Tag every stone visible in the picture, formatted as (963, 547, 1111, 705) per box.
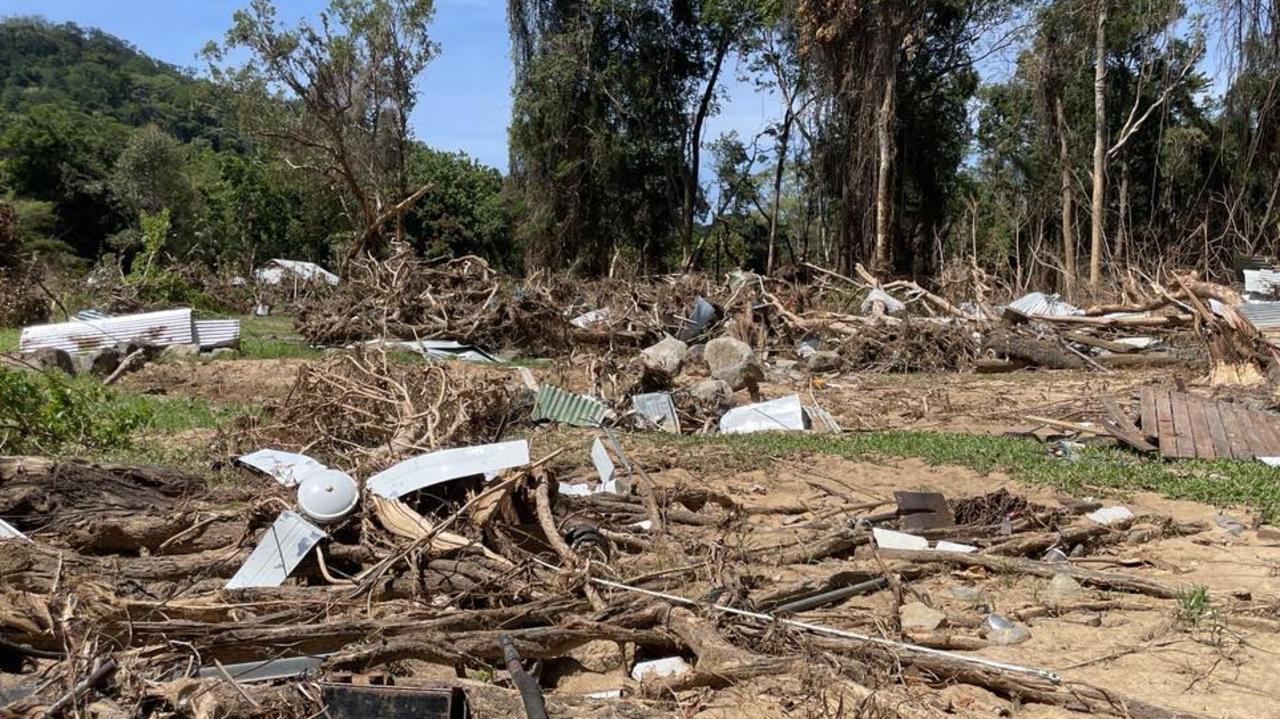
(22, 348, 75, 375)
(982, 613, 1031, 645)
(86, 347, 122, 377)
(567, 640, 625, 673)
(640, 336, 688, 375)
(210, 347, 239, 359)
(159, 343, 202, 362)
(689, 378, 734, 409)
(947, 586, 987, 606)
(703, 337, 763, 391)
(900, 601, 946, 631)
(686, 343, 705, 367)
(803, 350, 842, 373)
(1043, 574, 1082, 606)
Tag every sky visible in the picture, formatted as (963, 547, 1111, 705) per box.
(0, 0, 775, 173)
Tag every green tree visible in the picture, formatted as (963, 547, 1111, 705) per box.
(403, 145, 509, 267)
(111, 125, 200, 257)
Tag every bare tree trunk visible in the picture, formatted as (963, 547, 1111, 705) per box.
(1117, 161, 1129, 268)
(1089, 0, 1108, 290)
(766, 109, 794, 275)
(1056, 99, 1076, 296)
(682, 37, 731, 268)
(873, 71, 896, 271)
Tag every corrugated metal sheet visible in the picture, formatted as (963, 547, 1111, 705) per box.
(1005, 292, 1082, 319)
(1241, 302, 1280, 331)
(369, 339, 498, 364)
(804, 405, 842, 433)
(194, 319, 241, 349)
(0, 518, 30, 542)
(20, 308, 194, 353)
(225, 511, 326, 589)
(74, 309, 112, 321)
(632, 392, 679, 432)
(1244, 269, 1280, 297)
(719, 394, 806, 434)
(676, 296, 716, 341)
(366, 440, 530, 499)
(255, 259, 340, 286)
(237, 449, 329, 488)
(532, 385, 607, 427)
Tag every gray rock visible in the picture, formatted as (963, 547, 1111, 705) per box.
(1043, 574, 1082, 606)
(689, 378, 734, 409)
(947, 586, 986, 605)
(982, 613, 1031, 645)
(900, 601, 946, 631)
(22, 348, 75, 375)
(86, 347, 122, 377)
(803, 350, 842, 373)
(703, 337, 763, 391)
(567, 640, 625, 673)
(640, 336, 689, 375)
(210, 347, 240, 359)
(686, 343, 705, 367)
(159, 343, 202, 362)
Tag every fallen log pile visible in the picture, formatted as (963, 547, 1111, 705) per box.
(0, 446, 1234, 718)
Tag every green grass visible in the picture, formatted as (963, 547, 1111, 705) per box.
(650, 431, 1280, 522)
(233, 314, 321, 359)
(113, 391, 253, 432)
(0, 327, 18, 353)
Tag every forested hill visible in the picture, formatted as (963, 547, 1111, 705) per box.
(0, 18, 230, 147)
(0, 16, 503, 272)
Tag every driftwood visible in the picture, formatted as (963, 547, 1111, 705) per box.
(878, 549, 1184, 599)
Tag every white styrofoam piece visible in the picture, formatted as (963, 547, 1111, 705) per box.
(873, 528, 929, 551)
(630, 656, 692, 682)
(557, 482, 596, 497)
(719, 394, 806, 435)
(225, 511, 326, 589)
(935, 540, 978, 553)
(1087, 506, 1135, 525)
(630, 520, 654, 531)
(367, 440, 530, 499)
(583, 688, 623, 699)
(1259, 456, 1280, 468)
(0, 519, 30, 542)
(237, 449, 329, 488)
(591, 438, 615, 484)
(21, 308, 194, 353)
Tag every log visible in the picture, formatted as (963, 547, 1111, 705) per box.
(878, 549, 1184, 599)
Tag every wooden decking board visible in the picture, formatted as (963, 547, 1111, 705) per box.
(1247, 408, 1280, 457)
(1202, 401, 1233, 460)
(1168, 393, 1197, 458)
(1139, 388, 1158, 441)
(1155, 390, 1177, 459)
(1221, 404, 1257, 459)
(1184, 396, 1216, 460)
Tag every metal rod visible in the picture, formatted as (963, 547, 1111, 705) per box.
(498, 634, 549, 719)
(773, 576, 889, 613)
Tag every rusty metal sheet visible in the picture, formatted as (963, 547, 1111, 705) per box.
(20, 308, 194, 353)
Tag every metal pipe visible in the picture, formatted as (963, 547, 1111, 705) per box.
(773, 576, 889, 613)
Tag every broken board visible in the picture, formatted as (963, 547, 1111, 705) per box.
(1138, 388, 1280, 459)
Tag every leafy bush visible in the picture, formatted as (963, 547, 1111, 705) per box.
(0, 368, 152, 453)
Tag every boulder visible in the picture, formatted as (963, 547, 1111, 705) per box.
(159, 343, 202, 362)
(22, 348, 75, 375)
(689, 378, 734, 409)
(899, 601, 946, 631)
(1043, 574, 1082, 607)
(566, 640, 625, 673)
(803, 350, 842, 373)
(703, 337, 763, 391)
(210, 347, 239, 360)
(640, 336, 688, 375)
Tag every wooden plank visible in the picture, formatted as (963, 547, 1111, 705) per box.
(1100, 398, 1157, 453)
(1184, 396, 1216, 460)
(1155, 390, 1177, 459)
(1217, 404, 1253, 459)
(1246, 408, 1280, 457)
(1201, 401, 1233, 460)
(1139, 388, 1158, 441)
(1236, 406, 1270, 459)
(1168, 392, 1197, 458)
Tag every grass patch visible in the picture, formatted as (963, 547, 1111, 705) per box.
(0, 327, 17, 353)
(652, 431, 1280, 521)
(235, 314, 321, 360)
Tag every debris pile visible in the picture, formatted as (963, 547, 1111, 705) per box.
(0, 446, 1226, 717)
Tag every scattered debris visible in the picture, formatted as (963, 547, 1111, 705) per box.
(873, 527, 930, 551)
(1087, 506, 1135, 526)
(225, 510, 327, 589)
(531, 385, 608, 427)
(632, 392, 679, 432)
(630, 657, 692, 682)
(237, 449, 330, 487)
(719, 394, 806, 434)
(366, 440, 530, 499)
(255, 258, 340, 286)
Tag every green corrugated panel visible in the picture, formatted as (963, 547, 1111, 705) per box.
(532, 385, 606, 427)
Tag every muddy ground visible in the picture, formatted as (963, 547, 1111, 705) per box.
(5, 353, 1280, 718)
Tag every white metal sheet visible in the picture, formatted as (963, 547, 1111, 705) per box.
(1244, 269, 1280, 297)
(20, 308, 194, 353)
(225, 511, 326, 589)
(1005, 292, 1082, 318)
(255, 259, 339, 286)
(237, 449, 329, 488)
(719, 395, 806, 434)
(367, 440, 530, 499)
(194, 319, 241, 349)
(591, 437, 615, 484)
(872, 528, 929, 551)
(633, 392, 679, 432)
(0, 519, 30, 541)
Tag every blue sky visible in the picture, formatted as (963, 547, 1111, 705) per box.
(0, 0, 774, 172)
